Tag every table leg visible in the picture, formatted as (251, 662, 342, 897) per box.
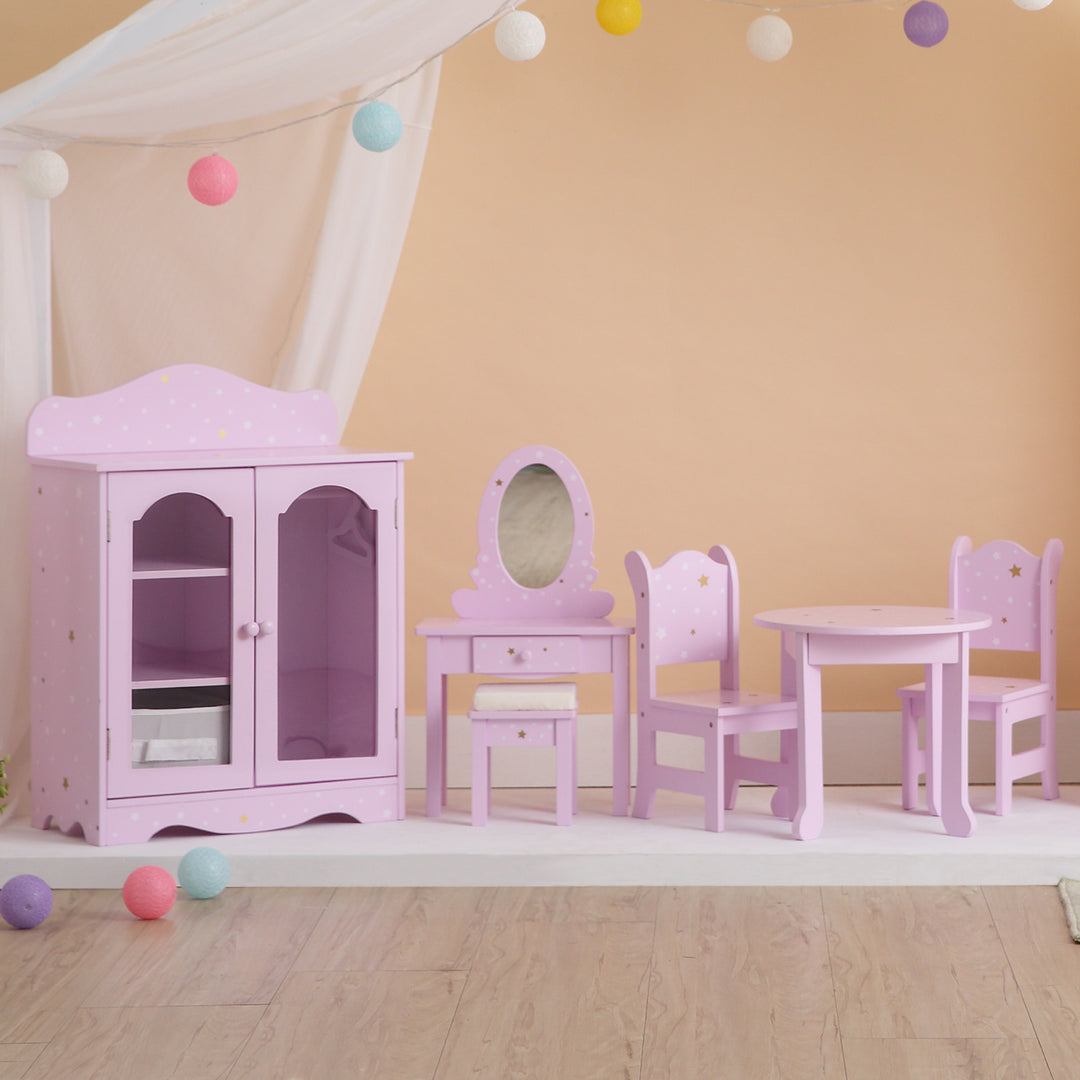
(611, 635, 631, 816)
(787, 632, 824, 841)
(939, 632, 976, 837)
(923, 662, 943, 817)
(425, 638, 447, 818)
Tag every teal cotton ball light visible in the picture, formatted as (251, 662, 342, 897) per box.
(352, 102, 403, 152)
(178, 846, 231, 899)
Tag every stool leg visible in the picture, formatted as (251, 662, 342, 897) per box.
(555, 716, 573, 826)
(471, 719, 489, 826)
(572, 717, 578, 815)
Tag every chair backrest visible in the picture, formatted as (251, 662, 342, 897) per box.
(948, 535, 1064, 685)
(625, 545, 740, 700)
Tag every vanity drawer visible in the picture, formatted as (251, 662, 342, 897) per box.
(472, 636, 581, 674)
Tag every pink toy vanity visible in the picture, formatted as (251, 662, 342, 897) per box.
(27, 365, 410, 845)
(416, 445, 634, 818)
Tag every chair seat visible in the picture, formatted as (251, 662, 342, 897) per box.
(897, 675, 1046, 705)
(471, 682, 578, 712)
(653, 687, 799, 717)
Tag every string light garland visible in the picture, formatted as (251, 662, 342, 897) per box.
(9, 0, 520, 203)
(9, 0, 1058, 202)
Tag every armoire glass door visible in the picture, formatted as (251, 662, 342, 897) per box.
(106, 469, 256, 798)
(253, 462, 398, 785)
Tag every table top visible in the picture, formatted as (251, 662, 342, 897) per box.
(753, 605, 992, 636)
(415, 616, 635, 637)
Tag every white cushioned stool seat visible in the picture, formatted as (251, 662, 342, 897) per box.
(472, 682, 578, 712)
(468, 682, 579, 826)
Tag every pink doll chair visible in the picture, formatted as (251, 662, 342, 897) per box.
(468, 682, 578, 826)
(625, 545, 800, 833)
(897, 536, 1064, 816)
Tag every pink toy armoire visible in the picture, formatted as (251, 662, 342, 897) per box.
(27, 365, 410, 845)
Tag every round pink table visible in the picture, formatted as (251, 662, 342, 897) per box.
(753, 605, 992, 840)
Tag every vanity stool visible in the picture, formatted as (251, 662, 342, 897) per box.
(469, 682, 578, 826)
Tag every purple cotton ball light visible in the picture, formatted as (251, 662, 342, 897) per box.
(0, 874, 54, 929)
(904, 1, 949, 47)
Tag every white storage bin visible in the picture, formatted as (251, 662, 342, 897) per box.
(130, 689, 230, 768)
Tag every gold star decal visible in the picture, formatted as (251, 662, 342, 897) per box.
(239, 814, 248, 823)
(690, 629, 696, 635)
(508, 647, 515, 655)
(698, 575, 709, 587)
(495, 479, 503, 486)
(68, 630, 75, 643)
(1010, 565, 1022, 578)
(1002, 617, 1008, 624)
(62, 777, 69, 790)
(518, 730, 526, 739)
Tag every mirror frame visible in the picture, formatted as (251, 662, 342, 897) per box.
(452, 445, 615, 619)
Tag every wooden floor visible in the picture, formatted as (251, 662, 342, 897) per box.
(2, 884, 1079, 1079)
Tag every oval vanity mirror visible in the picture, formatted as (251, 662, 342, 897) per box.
(497, 464, 574, 589)
(452, 445, 614, 619)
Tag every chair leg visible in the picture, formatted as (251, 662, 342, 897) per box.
(724, 733, 739, 810)
(471, 721, 489, 826)
(1042, 707, 1060, 801)
(924, 665, 943, 817)
(704, 723, 724, 833)
(900, 697, 921, 811)
(995, 707, 1012, 816)
(632, 721, 658, 820)
(555, 716, 574, 826)
(770, 728, 798, 821)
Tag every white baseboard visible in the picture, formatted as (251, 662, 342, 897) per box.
(404, 710, 1080, 789)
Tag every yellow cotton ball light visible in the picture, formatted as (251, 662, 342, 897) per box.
(746, 14, 792, 62)
(596, 0, 642, 36)
(18, 150, 69, 200)
(495, 10, 546, 60)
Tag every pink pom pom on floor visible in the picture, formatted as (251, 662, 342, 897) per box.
(123, 865, 177, 920)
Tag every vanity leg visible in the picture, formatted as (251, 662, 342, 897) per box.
(611, 634, 631, 816)
(426, 638, 446, 818)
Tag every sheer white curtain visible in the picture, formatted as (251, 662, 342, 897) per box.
(0, 0, 512, 822)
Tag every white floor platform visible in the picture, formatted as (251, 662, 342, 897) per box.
(2, 785, 1079, 889)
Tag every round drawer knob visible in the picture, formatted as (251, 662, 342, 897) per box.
(258, 620, 277, 637)
(518, 649, 533, 663)
(242, 622, 260, 638)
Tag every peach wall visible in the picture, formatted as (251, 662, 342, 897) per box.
(7, 0, 1078, 720)
(345, 0, 1080, 715)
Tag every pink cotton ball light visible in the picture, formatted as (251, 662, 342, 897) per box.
(123, 865, 176, 920)
(187, 153, 238, 206)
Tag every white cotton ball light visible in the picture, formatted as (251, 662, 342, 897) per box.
(18, 150, 69, 199)
(495, 10, 546, 61)
(1012, 0, 1052, 9)
(747, 15, 792, 62)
